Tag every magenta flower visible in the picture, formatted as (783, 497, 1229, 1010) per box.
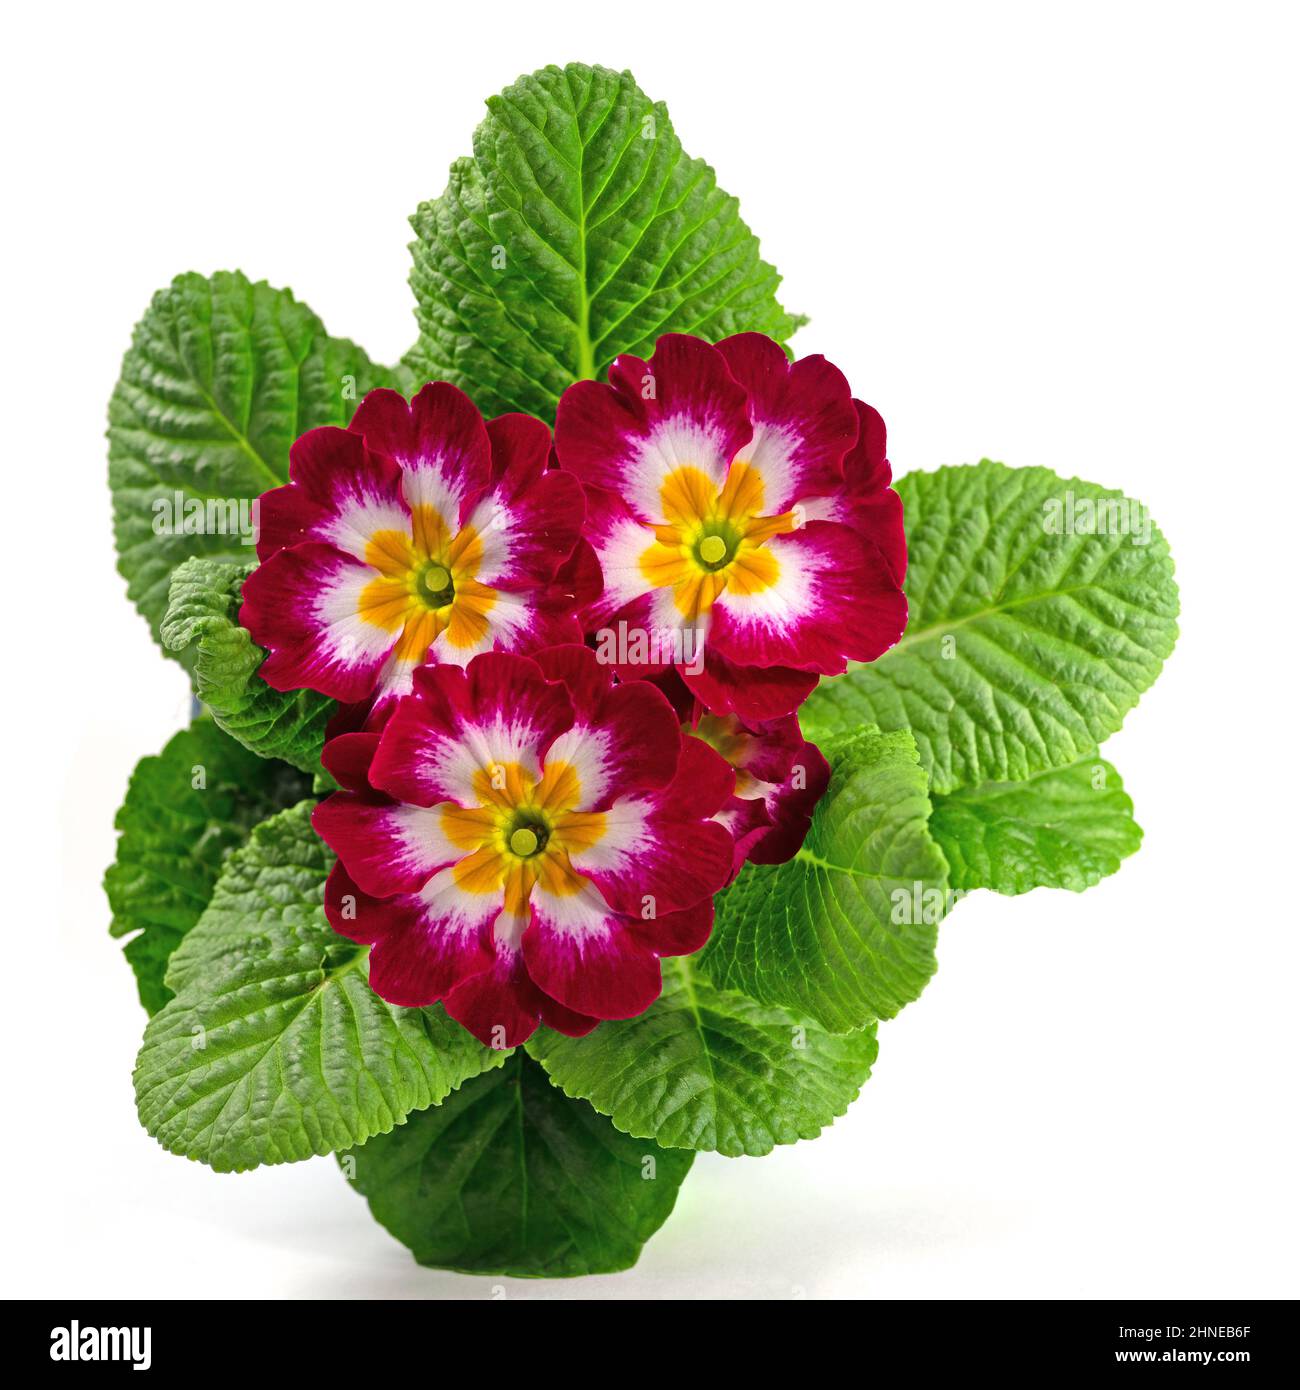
(312, 649, 735, 1048)
(241, 385, 587, 720)
(655, 671, 830, 880)
(553, 333, 908, 721)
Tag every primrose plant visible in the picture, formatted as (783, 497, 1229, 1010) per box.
(105, 62, 1179, 1277)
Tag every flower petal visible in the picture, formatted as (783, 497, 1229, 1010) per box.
(323, 861, 496, 1008)
(803, 400, 908, 585)
(457, 414, 586, 587)
(555, 334, 752, 526)
(368, 653, 574, 808)
(443, 912, 600, 1048)
(588, 591, 693, 683)
(708, 519, 908, 673)
(715, 334, 859, 513)
(312, 791, 468, 897)
(320, 731, 382, 793)
(267, 426, 412, 563)
(442, 916, 541, 1049)
(627, 897, 716, 957)
(745, 738, 831, 866)
(254, 480, 329, 563)
(681, 646, 819, 723)
(553, 534, 605, 614)
(530, 642, 612, 720)
(348, 383, 493, 539)
(574, 486, 650, 627)
(691, 707, 804, 787)
(532, 645, 682, 810)
(716, 792, 776, 878)
(536, 991, 603, 1038)
(523, 883, 663, 1020)
(240, 542, 398, 701)
(567, 736, 735, 916)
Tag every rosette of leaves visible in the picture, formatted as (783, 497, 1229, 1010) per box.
(104, 61, 1179, 1278)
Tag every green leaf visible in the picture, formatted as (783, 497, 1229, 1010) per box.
(406, 61, 800, 419)
(160, 557, 335, 775)
(698, 727, 951, 1033)
(105, 719, 312, 1014)
(800, 462, 1180, 795)
(526, 956, 877, 1157)
(929, 755, 1142, 896)
(109, 270, 395, 662)
(343, 1053, 693, 1277)
(134, 802, 503, 1172)
(122, 930, 185, 1018)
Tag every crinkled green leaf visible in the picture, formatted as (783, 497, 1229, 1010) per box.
(122, 930, 185, 1019)
(698, 728, 950, 1034)
(105, 719, 312, 1014)
(134, 802, 503, 1172)
(343, 1053, 693, 1277)
(161, 557, 334, 775)
(527, 956, 877, 1157)
(930, 754, 1142, 896)
(108, 270, 395, 662)
(406, 61, 800, 419)
(801, 462, 1179, 795)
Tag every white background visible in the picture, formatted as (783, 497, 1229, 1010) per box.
(4, 0, 1297, 1300)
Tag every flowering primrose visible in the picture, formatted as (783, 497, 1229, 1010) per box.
(554, 332, 909, 721)
(312, 648, 736, 1047)
(656, 671, 830, 879)
(241, 385, 586, 721)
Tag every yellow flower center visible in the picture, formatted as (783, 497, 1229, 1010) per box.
(509, 826, 539, 857)
(637, 461, 796, 621)
(698, 534, 728, 565)
(421, 563, 452, 596)
(356, 505, 498, 657)
(443, 759, 607, 917)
